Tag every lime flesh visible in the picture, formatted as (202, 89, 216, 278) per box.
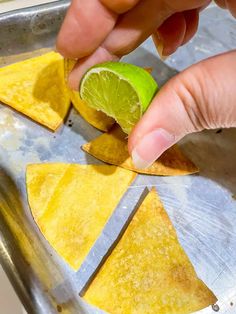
(80, 62, 158, 134)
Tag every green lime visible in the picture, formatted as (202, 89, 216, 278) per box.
(79, 61, 158, 134)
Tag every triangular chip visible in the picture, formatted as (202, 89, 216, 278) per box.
(26, 163, 136, 270)
(82, 125, 198, 175)
(84, 188, 217, 314)
(0, 52, 70, 130)
(71, 91, 115, 132)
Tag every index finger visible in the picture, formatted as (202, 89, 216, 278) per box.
(56, 0, 117, 59)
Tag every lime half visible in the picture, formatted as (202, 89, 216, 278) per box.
(79, 62, 158, 134)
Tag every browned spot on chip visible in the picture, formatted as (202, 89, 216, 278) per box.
(82, 125, 198, 175)
(84, 189, 217, 314)
(144, 67, 153, 73)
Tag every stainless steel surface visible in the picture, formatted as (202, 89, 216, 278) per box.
(0, 1, 59, 14)
(0, 0, 68, 59)
(0, 2, 236, 314)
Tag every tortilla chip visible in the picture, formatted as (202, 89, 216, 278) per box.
(0, 52, 70, 130)
(82, 125, 198, 176)
(84, 188, 217, 314)
(26, 163, 136, 270)
(71, 91, 115, 132)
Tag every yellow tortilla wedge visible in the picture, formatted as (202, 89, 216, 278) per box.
(0, 52, 70, 130)
(82, 125, 198, 176)
(84, 188, 217, 314)
(26, 163, 136, 270)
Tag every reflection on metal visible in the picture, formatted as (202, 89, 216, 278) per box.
(0, 1, 69, 58)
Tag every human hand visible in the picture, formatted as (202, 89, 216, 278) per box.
(128, 51, 236, 168)
(57, 0, 213, 89)
(57, 1, 236, 169)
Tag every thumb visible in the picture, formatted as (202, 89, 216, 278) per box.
(128, 50, 236, 169)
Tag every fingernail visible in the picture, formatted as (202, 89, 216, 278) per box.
(157, 42, 168, 61)
(131, 129, 175, 169)
(152, 34, 168, 61)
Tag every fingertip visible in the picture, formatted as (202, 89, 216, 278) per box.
(56, 34, 78, 59)
(128, 76, 186, 155)
(130, 129, 176, 168)
(181, 9, 199, 46)
(128, 110, 153, 154)
(152, 33, 168, 60)
(128, 98, 157, 155)
(56, 0, 117, 59)
(56, 27, 66, 57)
(156, 12, 186, 57)
(68, 46, 119, 91)
(128, 125, 140, 154)
(56, 3, 82, 59)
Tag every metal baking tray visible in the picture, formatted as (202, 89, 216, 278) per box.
(0, 1, 236, 313)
